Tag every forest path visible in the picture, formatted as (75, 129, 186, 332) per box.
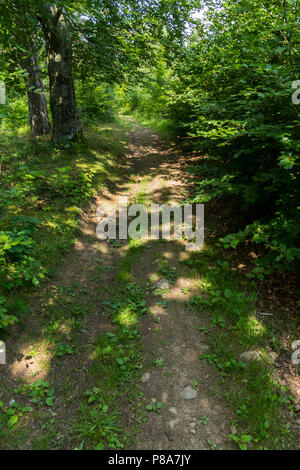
(115, 120, 234, 449)
(1, 119, 234, 450)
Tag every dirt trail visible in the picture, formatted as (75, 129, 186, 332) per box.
(1, 120, 234, 450)
(114, 123, 234, 449)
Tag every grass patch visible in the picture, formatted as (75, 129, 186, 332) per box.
(116, 239, 145, 283)
(0, 117, 139, 449)
(183, 248, 299, 450)
(130, 111, 174, 137)
(74, 282, 148, 449)
(0, 119, 130, 331)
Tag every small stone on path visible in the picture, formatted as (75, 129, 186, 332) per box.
(141, 372, 151, 383)
(268, 352, 279, 364)
(168, 419, 180, 430)
(199, 344, 210, 351)
(182, 386, 197, 400)
(153, 279, 170, 291)
(240, 351, 261, 362)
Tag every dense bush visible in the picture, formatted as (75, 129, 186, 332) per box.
(76, 80, 116, 122)
(125, 0, 300, 276)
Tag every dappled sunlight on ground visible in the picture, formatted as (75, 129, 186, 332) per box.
(9, 340, 53, 381)
(1, 118, 299, 450)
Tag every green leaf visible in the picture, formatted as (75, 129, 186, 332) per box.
(7, 415, 19, 428)
(95, 442, 104, 450)
(241, 434, 252, 443)
(239, 443, 247, 450)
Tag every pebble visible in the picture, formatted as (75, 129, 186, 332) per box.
(168, 419, 180, 430)
(268, 352, 279, 364)
(199, 344, 210, 351)
(240, 350, 279, 364)
(141, 372, 151, 383)
(182, 386, 197, 400)
(240, 351, 261, 362)
(153, 279, 170, 291)
(231, 425, 237, 434)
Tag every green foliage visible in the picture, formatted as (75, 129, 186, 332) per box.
(54, 342, 74, 357)
(157, 262, 178, 283)
(29, 166, 95, 204)
(74, 391, 126, 450)
(0, 215, 46, 328)
(0, 120, 128, 330)
(229, 433, 253, 451)
(76, 81, 116, 122)
(92, 327, 141, 385)
(15, 379, 56, 407)
(180, 2, 300, 275)
(103, 283, 148, 329)
(74, 281, 147, 449)
(146, 399, 164, 413)
(0, 0, 298, 451)
(184, 249, 297, 449)
(28, 380, 56, 407)
(0, 401, 32, 438)
(127, 0, 300, 275)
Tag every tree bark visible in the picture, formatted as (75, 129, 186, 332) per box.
(23, 47, 51, 137)
(38, 3, 82, 141)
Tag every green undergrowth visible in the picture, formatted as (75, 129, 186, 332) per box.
(183, 248, 299, 450)
(116, 239, 146, 283)
(74, 282, 148, 450)
(0, 276, 139, 448)
(130, 111, 175, 138)
(73, 239, 150, 450)
(0, 248, 148, 449)
(0, 119, 130, 331)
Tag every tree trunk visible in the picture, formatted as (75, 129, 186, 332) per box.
(23, 48, 51, 137)
(38, 3, 82, 141)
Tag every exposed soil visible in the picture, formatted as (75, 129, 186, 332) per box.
(119, 125, 234, 449)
